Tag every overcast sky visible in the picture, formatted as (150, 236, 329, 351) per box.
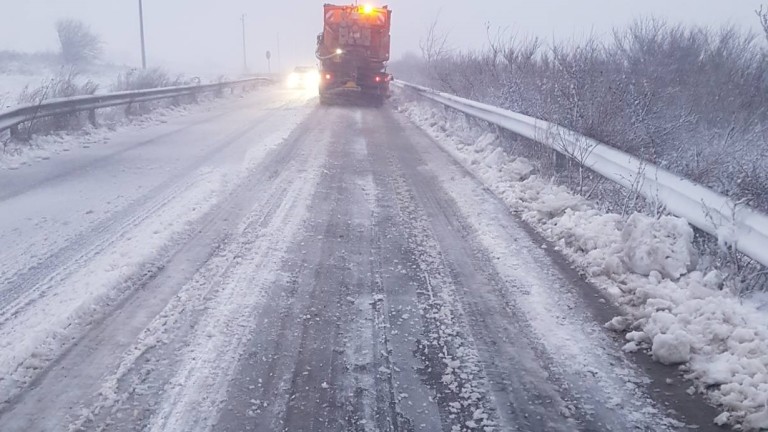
(0, 0, 765, 75)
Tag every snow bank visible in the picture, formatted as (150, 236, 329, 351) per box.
(0, 104, 195, 171)
(397, 97, 768, 429)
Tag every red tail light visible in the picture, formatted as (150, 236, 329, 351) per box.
(324, 73, 332, 80)
(375, 76, 382, 82)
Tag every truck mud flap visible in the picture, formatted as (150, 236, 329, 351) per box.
(320, 89, 384, 107)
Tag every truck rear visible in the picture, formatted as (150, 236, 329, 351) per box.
(316, 4, 392, 106)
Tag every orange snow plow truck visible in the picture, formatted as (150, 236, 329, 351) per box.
(316, 3, 392, 106)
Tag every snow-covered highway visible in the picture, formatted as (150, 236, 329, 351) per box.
(0, 89, 721, 431)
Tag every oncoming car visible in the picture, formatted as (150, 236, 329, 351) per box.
(287, 66, 321, 89)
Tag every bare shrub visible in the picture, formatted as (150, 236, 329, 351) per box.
(112, 68, 193, 116)
(15, 68, 99, 137)
(56, 19, 102, 65)
(757, 5, 768, 43)
(112, 68, 179, 92)
(418, 15, 455, 92)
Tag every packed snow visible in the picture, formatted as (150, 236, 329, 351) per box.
(397, 96, 768, 429)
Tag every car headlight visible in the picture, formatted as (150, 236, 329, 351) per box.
(287, 73, 300, 87)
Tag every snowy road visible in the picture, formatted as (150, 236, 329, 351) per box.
(0, 89, 720, 431)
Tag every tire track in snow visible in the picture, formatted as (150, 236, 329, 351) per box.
(0, 98, 315, 423)
(142, 114, 329, 432)
(385, 161, 500, 432)
(0, 90, 298, 203)
(0, 91, 307, 297)
(214, 107, 440, 432)
(211, 107, 378, 432)
(368, 112, 581, 431)
(53, 108, 334, 432)
(0, 106, 282, 320)
(0, 115, 268, 406)
(0, 94, 284, 284)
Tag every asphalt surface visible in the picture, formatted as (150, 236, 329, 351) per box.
(0, 89, 722, 431)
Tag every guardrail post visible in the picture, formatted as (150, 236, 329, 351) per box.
(464, 113, 473, 128)
(9, 124, 20, 140)
(88, 109, 97, 127)
(554, 149, 567, 175)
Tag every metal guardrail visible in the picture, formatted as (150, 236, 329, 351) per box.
(394, 80, 768, 269)
(0, 77, 271, 137)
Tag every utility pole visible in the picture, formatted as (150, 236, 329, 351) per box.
(139, 0, 147, 69)
(241, 14, 248, 73)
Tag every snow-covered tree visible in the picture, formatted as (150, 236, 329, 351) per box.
(56, 19, 102, 65)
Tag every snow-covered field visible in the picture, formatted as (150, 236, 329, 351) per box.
(0, 65, 127, 105)
(0, 63, 239, 111)
(397, 95, 768, 430)
(0, 75, 43, 107)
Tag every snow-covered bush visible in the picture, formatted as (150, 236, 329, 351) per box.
(15, 68, 99, 136)
(55, 19, 102, 66)
(112, 68, 194, 116)
(112, 68, 181, 92)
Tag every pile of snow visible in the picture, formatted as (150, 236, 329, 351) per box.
(397, 97, 768, 429)
(621, 214, 697, 280)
